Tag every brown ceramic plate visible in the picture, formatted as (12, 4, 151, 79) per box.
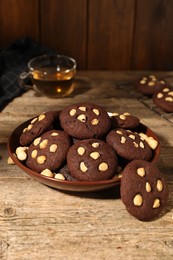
(7, 117, 160, 192)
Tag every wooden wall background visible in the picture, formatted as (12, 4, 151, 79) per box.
(0, 0, 173, 70)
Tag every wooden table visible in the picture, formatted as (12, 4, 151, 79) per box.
(0, 71, 173, 260)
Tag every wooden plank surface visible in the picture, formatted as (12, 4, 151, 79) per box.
(0, 0, 39, 49)
(132, 0, 173, 70)
(87, 0, 135, 69)
(1, 71, 173, 259)
(40, 0, 87, 69)
(1, 1, 173, 70)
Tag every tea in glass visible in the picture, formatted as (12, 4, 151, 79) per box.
(28, 54, 77, 98)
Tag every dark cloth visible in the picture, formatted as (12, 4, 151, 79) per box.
(0, 37, 54, 111)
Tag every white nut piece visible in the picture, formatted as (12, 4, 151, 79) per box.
(146, 182, 152, 192)
(50, 144, 58, 153)
(90, 152, 100, 160)
(98, 162, 108, 171)
(149, 75, 156, 79)
(31, 117, 38, 124)
(69, 108, 77, 116)
(34, 137, 41, 146)
(77, 147, 85, 155)
(17, 151, 27, 161)
(111, 112, 119, 116)
(7, 156, 15, 165)
(31, 149, 38, 159)
(40, 169, 54, 178)
(156, 179, 163, 192)
(133, 194, 143, 206)
(80, 162, 88, 172)
(38, 114, 46, 121)
(140, 80, 146, 84)
(123, 112, 130, 116)
(165, 97, 173, 102)
(117, 172, 122, 179)
(129, 134, 135, 140)
(51, 132, 59, 136)
(119, 114, 126, 120)
(157, 93, 163, 99)
(133, 142, 139, 148)
(37, 155, 46, 164)
(16, 146, 28, 154)
(168, 91, 173, 96)
(139, 133, 147, 140)
(92, 108, 100, 115)
(39, 139, 48, 149)
(77, 114, 86, 122)
(160, 80, 165, 84)
(139, 141, 145, 148)
(121, 136, 126, 144)
(78, 106, 86, 111)
(148, 81, 155, 86)
(147, 137, 158, 150)
(153, 198, 160, 208)
(117, 166, 123, 178)
(91, 118, 99, 125)
(92, 142, 99, 148)
(116, 130, 123, 135)
(140, 136, 144, 141)
(54, 173, 65, 180)
(23, 127, 27, 133)
(137, 167, 145, 177)
(163, 88, 170, 92)
(27, 124, 33, 130)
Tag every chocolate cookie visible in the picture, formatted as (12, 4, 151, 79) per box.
(26, 130, 71, 172)
(67, 139, 118, 181)
(110, 112, 140, 129)
(106, 129, 153, 161)
(153, 87, 173, 112)
(135, 75, 166, 96)
(58, 164, 77, 181)
(59, 103, 111, 139)
(20, 111, 59, 146)
(120, 160, 169, 221)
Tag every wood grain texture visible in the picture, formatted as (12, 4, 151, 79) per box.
(1, 71, 173, 259)
(1, 1, 173, 70)
(87, 0, 135, 69)
(132, 0, 173, 70)
(40, 0, 87, 69)
(0, 0, 39, 49)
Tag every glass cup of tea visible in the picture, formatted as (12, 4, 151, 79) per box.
(19, 54, 77, 98)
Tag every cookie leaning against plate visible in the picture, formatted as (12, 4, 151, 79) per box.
(26, 130, 71, 173)
(135, 75, 166, 96)
(120, 160, 169, 221)
(153, 87, 173, 112)
(59, 103, 111, 139)
(106, 129, 153, 161)
(110, 112, 140, 129)
(67, 139, 118, 181)
(20, 111, 59, 146)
